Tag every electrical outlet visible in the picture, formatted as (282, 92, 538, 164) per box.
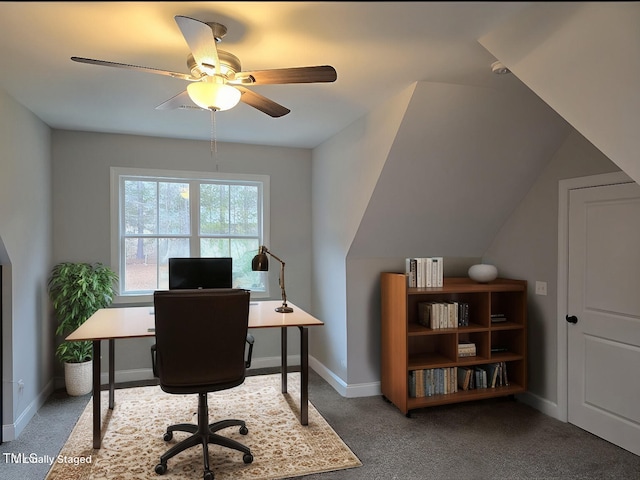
(535, 281, 547, 296)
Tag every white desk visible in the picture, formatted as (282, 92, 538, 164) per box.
(66, 300, 324, 449)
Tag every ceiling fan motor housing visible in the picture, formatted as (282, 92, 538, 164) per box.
(187, 50, 241, 79)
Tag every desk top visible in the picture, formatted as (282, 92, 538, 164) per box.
(66, 300, 323, 342)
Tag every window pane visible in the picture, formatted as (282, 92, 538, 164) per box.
(200, 184, 229, 235)
(231, 238, 263, 290)
(158, 182, 190, 234)
(158, 238, 190, 289)
(200, 238, 229, 257)
(124, 237, 158, 292)
(230, 185, 258, 235)
(124, 180, 157, 234)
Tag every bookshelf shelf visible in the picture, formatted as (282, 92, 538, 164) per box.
(381, 272, 528, 416)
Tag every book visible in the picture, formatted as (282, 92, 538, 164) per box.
(409, 371, 416, 397)
(483, 363, 500, 388)
(405, 258, 417, 288)
(502, 361, 509, 386)
(491, 313, 507, 323)
(458, 340, 475, 349)
(458, 341, 476, 357)
(474, 367, 487, 389)
(457, 366, 472, 390)
(418, 302, 433, 328)
(445, 301, 457, 328)
(457, 302, 469, 326)
(433, 257, 443, 287)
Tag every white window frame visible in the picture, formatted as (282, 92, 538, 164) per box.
(110, 167, 270, 304)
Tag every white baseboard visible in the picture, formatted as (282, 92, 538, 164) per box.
(517, 390, 562, 421)
(2, 379, 54, 442)
(95, 355, 304, 385)
(308, 357, 381, 398)
(94, 355, 381, 400)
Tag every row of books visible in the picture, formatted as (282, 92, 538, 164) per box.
(409, 362, 511, 397)
(409, 367, 458, 397)
(417, 301, 470, 329)
(405, 257, 443, 288)
(457, 362, 509, 390)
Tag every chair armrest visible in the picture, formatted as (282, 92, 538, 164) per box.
(150, 344, 158, 377)
(245, 334, 255, 369)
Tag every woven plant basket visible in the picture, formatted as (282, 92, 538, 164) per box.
(64, 360, 93, 396)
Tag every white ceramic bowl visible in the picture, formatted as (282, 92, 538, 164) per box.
(468, 264, 498, 283)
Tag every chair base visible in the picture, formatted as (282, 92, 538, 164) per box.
(155, 392, 253, 479)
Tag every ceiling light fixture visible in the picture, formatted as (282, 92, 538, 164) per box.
(187, 79, 241, 111)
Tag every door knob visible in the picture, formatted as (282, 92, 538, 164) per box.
(565, 315, 578, 324)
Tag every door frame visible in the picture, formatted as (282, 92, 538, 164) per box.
(557, 170, 633, 422)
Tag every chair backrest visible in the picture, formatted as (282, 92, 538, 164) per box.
(153, 288, 250, 394)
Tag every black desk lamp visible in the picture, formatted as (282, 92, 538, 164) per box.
(251, 245, 293, 313)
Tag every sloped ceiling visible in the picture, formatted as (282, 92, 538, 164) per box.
(479, 3, 640, 184)
(349, 3, 637, 259)
(348, 78, 572, 258)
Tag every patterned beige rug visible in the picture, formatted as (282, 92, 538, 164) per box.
(46, 373, 361, 479)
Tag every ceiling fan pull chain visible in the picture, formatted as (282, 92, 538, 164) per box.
(210, 109, 219, 172)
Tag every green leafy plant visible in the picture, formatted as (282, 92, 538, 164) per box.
(48, 262, 118, 363)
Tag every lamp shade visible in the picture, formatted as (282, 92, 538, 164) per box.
(251, 252, 269, 271)
(187, 81, 241, 111)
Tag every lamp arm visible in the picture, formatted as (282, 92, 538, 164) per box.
(278, 260, 288, 307)
(261, 246, 284, 265)
(259, 246, 293, 313)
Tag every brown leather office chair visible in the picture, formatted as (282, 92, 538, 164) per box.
(151, 288, 254, 480)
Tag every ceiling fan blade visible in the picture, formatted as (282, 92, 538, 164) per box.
(174, 15, 220, 74)
(235, 86, 290, 117)
(230, 65, 337, 85)
(70, 56, 196, 81)
(155, 90, 201, 110)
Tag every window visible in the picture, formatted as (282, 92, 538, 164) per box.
(110, 167, 269, 300)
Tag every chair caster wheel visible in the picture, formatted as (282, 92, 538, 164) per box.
(239, 425, 248, 435)
(243, 453, 254, 464)
(163, 431, 173, 442)
(155, 463, 167, 475)
(203, 469, 215, 480)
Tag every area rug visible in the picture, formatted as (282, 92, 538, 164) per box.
(46, 373, 361, 479)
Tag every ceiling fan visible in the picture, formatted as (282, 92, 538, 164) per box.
(71, 15, 337, 117)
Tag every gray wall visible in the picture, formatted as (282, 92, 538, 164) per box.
(311, 75, 571, 394)
(485, 130, 619, 410)
(51, 130, 312, 384)
(0, 89, 53, 440)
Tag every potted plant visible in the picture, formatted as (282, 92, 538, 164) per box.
(48, 261, 118, 396)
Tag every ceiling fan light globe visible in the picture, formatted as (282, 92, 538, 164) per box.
(187, 82, 241, 111)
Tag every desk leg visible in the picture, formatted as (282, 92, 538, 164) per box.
(299, 326, 309, 425)
(92, 340, 101, 449)
(108, 339, 115, 409)
(281, 327, 287, 393)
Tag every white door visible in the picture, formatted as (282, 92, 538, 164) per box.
(568, 181, 640, 455)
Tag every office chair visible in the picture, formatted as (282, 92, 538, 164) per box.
(151, 288, 254, 480)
